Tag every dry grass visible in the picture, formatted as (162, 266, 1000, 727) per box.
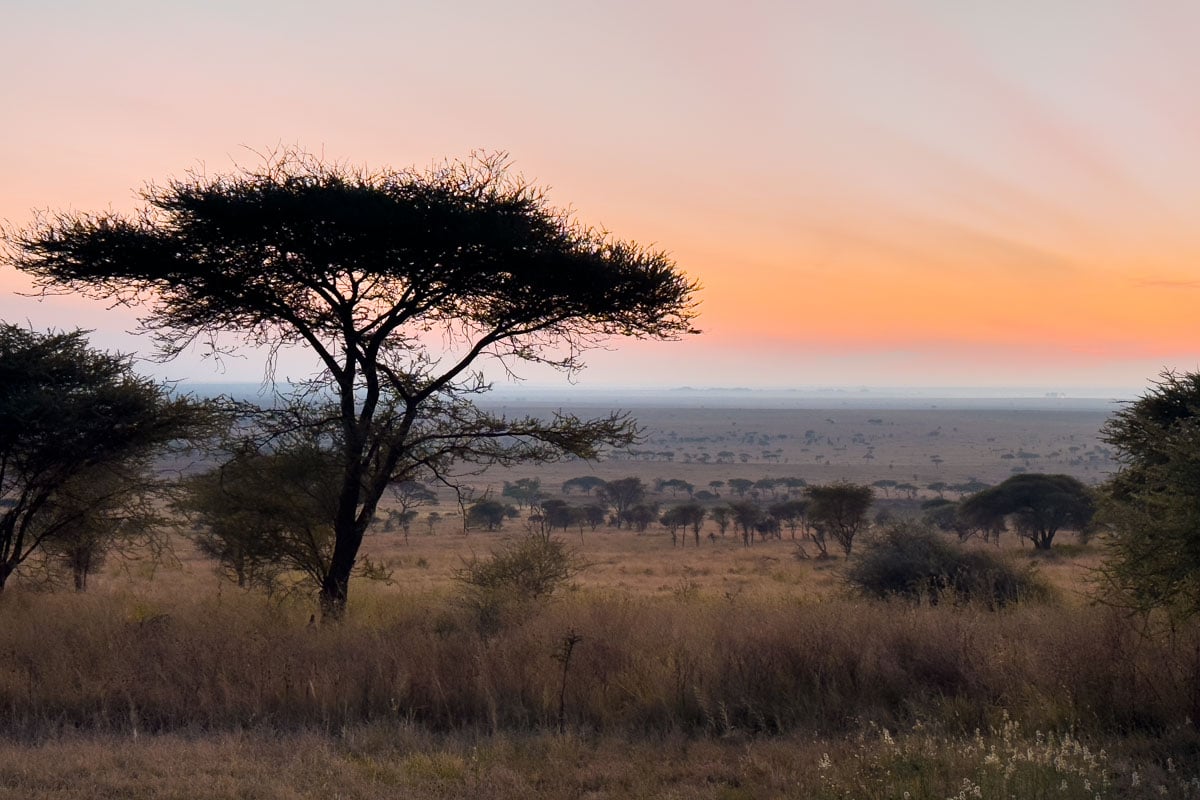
(4, 404, 1188, 798)
(1, 586, 1195, 739)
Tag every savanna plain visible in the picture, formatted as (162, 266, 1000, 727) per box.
(3, 399, 1197, 799)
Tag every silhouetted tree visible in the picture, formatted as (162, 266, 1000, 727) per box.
(961, 473, 1094, 551)
(806, 482, 873, 557)
(179, 440, 342, 592)
(0, 326, 211, 591)
(562, 475, 606, 496)
(708, 506, 731, 537)
(601, 477, 647, 528)
(9, 151, 696, 616)
(503, 478, 543, 509)
(466, 500, 511, 532)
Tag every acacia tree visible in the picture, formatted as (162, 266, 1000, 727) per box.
(1101, 371, 1200, 616)
(0, 326, 209, 591)
(9, 151, 697, 615)
(806, 482, 873, 557)
(961, 473, 1094, 551)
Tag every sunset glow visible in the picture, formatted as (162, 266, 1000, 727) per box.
(3, 1, 1199, 390)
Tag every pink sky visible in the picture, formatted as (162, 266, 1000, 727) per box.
(3, 1, 1199, 391)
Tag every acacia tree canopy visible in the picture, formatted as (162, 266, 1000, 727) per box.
(960, 473, 1094, 551)
(1101, 371, 1200, 616)
(7, 150, 698, 615)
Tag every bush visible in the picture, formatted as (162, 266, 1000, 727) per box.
(455, 533, 585, 635)
(844, 522, 1044, 608)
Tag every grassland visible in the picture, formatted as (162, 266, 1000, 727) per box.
(2, 402, 1198, 799)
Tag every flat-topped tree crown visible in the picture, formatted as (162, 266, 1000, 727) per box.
(7, 150, 699, 615)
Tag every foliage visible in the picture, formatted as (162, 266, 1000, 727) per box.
(806, 482, 873, 556)
(8, 150, 697, 615)
(455, 532, 585, 635)
(600, 477, 647, 527)
(178, 440, 342, 592)
(1101, 371, 1200, 616)
(0, 326, 211, 591)
(466, 500, 510, 531)
(502, 478, 543, 509)
(845, 522, 1045, 608)
(561, 475, 606, 495)
(961, 473, 1095, 550)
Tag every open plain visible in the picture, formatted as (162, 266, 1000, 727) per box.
(3, 397, 1198, 800)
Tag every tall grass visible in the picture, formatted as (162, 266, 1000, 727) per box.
(1, 588, 1195, 740)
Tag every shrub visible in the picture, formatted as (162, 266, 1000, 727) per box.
(455, 533, 585, 635)
(845, 522, 1044, 608)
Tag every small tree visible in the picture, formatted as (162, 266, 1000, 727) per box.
(502, 478, 543, 510)
(806, 482, 873, 557)
(600, 477, 647, 528)
(961, 473, 1094, 551)
(9, 150, 697, 616)
(179, 440, 342, 592)
(0, 326, 210, 591)
(466, 500, 510, 532)
(708, 506, 732, 537)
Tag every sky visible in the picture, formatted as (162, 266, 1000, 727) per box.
(3, 0, 1199, 393)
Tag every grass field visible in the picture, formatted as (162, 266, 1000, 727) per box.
(3, 402, 1198, 799)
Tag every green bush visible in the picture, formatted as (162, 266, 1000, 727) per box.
(844, 522, 1044, 608)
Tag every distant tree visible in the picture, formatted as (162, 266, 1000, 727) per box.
(623, 503, 658, 533)
(1100, 371, 1200, 616)
(728, 500, 761, 546)
(36, 463, 162, 591)
(503, 478, 544, 510)
(656, 478, 694, 497)
(675, 502, 707, 545)
(562, 476, 606, 496)
(871, 479, 897, 498)
(389, 509, 420, 542)
(0, 326, 211, 592)
(806, 482, 873, 557)
(961, 473, 1094, 551)
(780, 477, 808, 496)
(600, 477, 647, 528)
(389, 481, 439, 522)
(709, 506, 732, 537)
(769, 499, 808, 541)
(8, 150, 697, 616)
(728, 478, 754, 497)
(424, 511, 443, 535)
(538, 499, 575, 532)
(693, 489, 718, 503)
(754, 477, 780, 498)
(466, 500, 511, 532)
(660, 505, 687, 546)
(582, 504, 607, 531)
(708, 479, 726, 494)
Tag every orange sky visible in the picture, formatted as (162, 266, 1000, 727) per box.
(3, 1, 1199, 391)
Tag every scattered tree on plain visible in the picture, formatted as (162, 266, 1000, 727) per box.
(960, 473, 1094, 551)
(8, 150, 697, 615)
(600, 477, 647, 528)
(805, 482, 873, 557)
